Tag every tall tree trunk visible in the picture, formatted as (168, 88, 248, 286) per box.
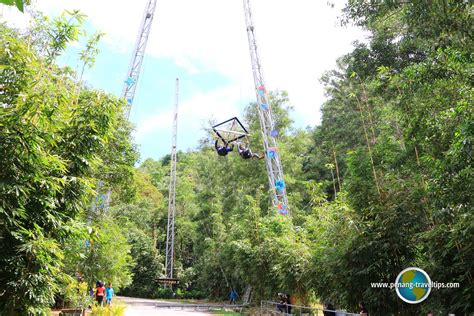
(333, 148, 341, 191)
(354, 93, 382, 200)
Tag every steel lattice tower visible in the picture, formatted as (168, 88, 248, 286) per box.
(165, 78, 179, 279)
(122, 0, 158, 119)
(242, 0, 289, 215)
(96, 0, 158, 212)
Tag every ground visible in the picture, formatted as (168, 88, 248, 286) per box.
(50, 297, 243, 315)
(120, 296, 241, 316)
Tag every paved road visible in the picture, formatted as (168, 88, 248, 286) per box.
(119, 296, 212, 316)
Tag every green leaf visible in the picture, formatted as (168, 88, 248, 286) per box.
(0, 0, 15, 6)
(15, 0, 23, 12)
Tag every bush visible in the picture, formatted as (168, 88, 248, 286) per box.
(91, 305, 126, 316)
(182, 290, 206, 299)
(151, 287, 174, 299)
(64, 280, 94, 309)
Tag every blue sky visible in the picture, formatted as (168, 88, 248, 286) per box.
(1, 0, 366, 162)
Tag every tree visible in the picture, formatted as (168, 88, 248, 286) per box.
(0, 13, 136, 313)
(304, 1, 473, 313)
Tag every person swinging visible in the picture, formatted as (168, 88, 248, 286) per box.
(215, 139, 234, 156)
(238, 143, 264, 160)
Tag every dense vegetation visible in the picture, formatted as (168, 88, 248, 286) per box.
(1, 1, 472, 315)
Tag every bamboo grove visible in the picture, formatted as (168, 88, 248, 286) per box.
(0, 1, 472, 315)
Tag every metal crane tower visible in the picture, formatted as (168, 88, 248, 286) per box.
(122, 0, 158, 119)
(165, 78, 179, 279)
(242, 0, 289, 215)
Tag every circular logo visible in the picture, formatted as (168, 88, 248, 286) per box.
(395, 267, 431, 304)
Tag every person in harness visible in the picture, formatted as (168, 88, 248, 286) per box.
(215, 140, 234, 156)
(238, 143, 264, 160)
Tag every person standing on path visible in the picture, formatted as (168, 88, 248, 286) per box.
(96, 282, 105, 306)
(105, 283, 114, 306)
(229, 288, 238, 304)
(359, 301, 369, 316)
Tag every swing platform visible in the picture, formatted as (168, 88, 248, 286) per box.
(157, 277, 179, 285)
(212, 117, 249, 145)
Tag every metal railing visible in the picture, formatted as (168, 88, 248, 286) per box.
(261, 300, 358, 316)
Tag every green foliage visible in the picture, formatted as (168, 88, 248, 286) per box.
(0, 13, 136, 313)
(152, 287, 174, 299)
(305, 1, 474, 314)
(47, 10, 86, 61)
(63, 216, 134, 290)
(79, 32, 104, 81)
(118, 2, 472, 314)
(91, 304, 126, 316)
(0, 1, 471, 315)
(118, 226, 163, 298)
(0, 225, 65, 314)
(129, 94, 315, 303)
(64, 280, 94, 309)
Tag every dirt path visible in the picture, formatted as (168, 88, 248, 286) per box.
(119, 296, 212, 316)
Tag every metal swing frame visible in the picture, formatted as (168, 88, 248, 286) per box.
(212, 117, 250, 145)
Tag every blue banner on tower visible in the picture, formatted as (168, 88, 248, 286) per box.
(125, 77, 135, 86)
(276, 180, 285, 191)
(267, 147, 277, 158)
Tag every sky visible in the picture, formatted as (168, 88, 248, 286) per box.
(1, 0, 367, 162)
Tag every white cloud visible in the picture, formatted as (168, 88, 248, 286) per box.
(23, 0, 366, 125)
(2, 0, 368, 154)
(147, 0, 367, 125)
(134, 85, 244, 143)
(174, 56, 200, 75)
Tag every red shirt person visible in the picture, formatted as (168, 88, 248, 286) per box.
(96, 283, 105, 306)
